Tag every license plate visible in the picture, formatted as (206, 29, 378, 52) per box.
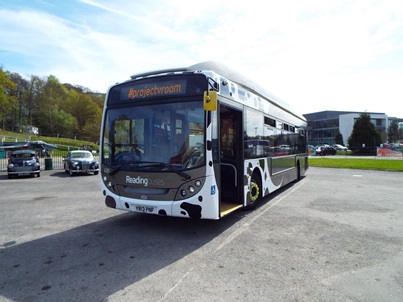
(134, 205, 156, 213)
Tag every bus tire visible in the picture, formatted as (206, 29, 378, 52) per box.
(245, 172, 262, 210)
(296, 160, 301, 181)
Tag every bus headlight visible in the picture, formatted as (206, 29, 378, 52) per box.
(175, 177, 205, 201)
(103, 176, 117, 192)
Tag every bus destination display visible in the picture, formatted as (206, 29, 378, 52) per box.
(120, 79, 187, 101)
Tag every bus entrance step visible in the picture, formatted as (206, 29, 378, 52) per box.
(220, 202, 243, 217)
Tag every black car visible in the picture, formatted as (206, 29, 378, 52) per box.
(316, 146, 337, 156)
(63, 150, 99, 176)
(7, 150, 41, 178)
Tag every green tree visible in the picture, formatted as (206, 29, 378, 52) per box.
(348, 112, 382, 155)
(0, 67, 104, 141)
(334, 132, 344, 145)
(388, 120, 399, 143)
(88, 93, 105, 109)
(47, 109, 78, 138)
(81, 110, 102, 143)
(36, 75, 68, 136)
(400, 124, 403, 142)
(0, 68, 18, 131)
(64, 90, 102, 141)
(8, 72, 29, 132)
(26, 75, 45, 128)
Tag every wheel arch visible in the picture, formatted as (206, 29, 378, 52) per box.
(296, 159, 301, 181)
(245, 168, 263, 209)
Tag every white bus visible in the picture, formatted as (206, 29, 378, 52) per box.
(100, 62, 308, 219)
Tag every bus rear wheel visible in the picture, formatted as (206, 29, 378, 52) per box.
(296, 160, 301, 181)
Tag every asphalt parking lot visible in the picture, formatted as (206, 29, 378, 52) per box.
(0, 167, 402, 302)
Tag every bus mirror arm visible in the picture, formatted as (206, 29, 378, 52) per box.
(203, 90, 217, 111)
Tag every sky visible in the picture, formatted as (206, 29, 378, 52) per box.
(1, 0, 403, 117)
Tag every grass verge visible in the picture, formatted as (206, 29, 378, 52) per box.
(309, 157, 403, 172)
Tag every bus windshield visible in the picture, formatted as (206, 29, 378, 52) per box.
(102, 101, 205, 172)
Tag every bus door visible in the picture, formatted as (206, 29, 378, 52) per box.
(219, 105, 243, 213)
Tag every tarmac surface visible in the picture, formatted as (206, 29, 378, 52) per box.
(0, 167, 402, 302)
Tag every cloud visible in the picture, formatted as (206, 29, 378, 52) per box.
(1, 0, 403, 116)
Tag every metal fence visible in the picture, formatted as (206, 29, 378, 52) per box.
(0, 149, 99, 172)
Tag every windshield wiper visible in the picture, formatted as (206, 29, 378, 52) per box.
(164, 164, 191, 180)
(109, 160, 143, 176)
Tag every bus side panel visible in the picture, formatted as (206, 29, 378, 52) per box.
(244, 155, 304, 204)
(298, 154, 309, 177)
(244, 158, 280, 205)
(269, 156, 295, 186)
(271, 156, 295, 176)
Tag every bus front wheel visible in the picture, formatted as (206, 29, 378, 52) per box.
(246, 173, 261, 210)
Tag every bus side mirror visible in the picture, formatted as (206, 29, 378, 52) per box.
(203, 91, 217, 111)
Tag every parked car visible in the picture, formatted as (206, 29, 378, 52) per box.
(315, 145, 329, 154)
(333, 144, 348, 151)
(63, 150, 99, 176)
(316, 146, 337, 156)
(7, 150, 41, 179)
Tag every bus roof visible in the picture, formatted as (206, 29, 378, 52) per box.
(130, 61, 305, 122)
